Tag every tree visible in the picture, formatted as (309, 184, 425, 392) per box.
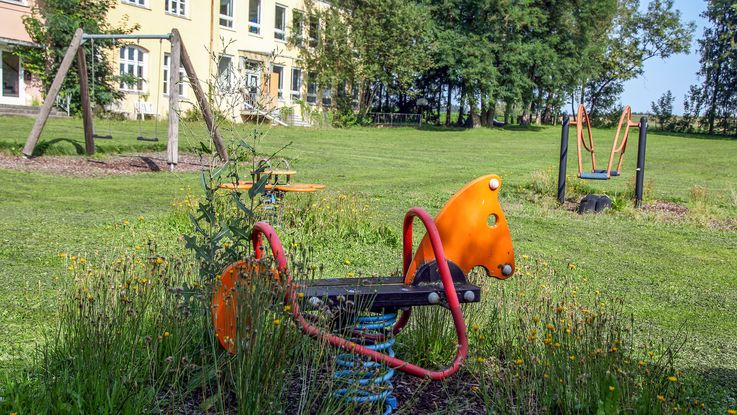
(686, 0, 737, 136)
(16, 0, 137, 114)
(650, 90, 674, 129)
(582, 0, 694, 118)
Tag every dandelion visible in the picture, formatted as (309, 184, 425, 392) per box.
(283, 305, 292, 312)
(667, 376, 678, 382)
(543, 337, 552, 345)
(479, 335, 486, 341)
(568, 263, 577, 270)
(476, 357, 486, 364)
(138, 215, 144, 221)
(727, 409, 737, 415)
(608, 386, 615, 392)
(546, 323, 555, 330)
(346, 272, 355, 277)
(554, 342, 561, 348)
(68, 265, 74, 271)
(521, 255, 529, 260)
(472, 324, 480, 332)
(155, 257, 164, 265)
(532, 316, 540, 324)
(638, 360, 646, 366)
(273, 319, 281, 326)
(58, 252, 66, 258)
(657, 395, 665, 401)
(344, 259, 351, 265)
(648, 351, 655, 357)
(135, 245, 141, 251)
(569, 355, 576, 361)
(565, 328, 571, 334)
(514, 359, 523, 366)
(164, 331, 171, 337)
(123, 219, 129, 225)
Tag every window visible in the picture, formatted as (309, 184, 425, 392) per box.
(322, 85, 332, 107)
(306, 72, 317, 104)
(308, 15, 319, 47)
(220, 0, 233, 28)
(2, 51, 21, 98)
(274, 5, 286, 41)
(122, 0, 146, 6)
(290, 68, 301, 100)
(248, 0, 261, 35)
(119, 46, 146, 92)
(218, 56, 233, 90)
(272, 65, 284, 99)
(162, 53, 186, 97)
(291, 11, 304, 45)
(165, 0, 186, 16)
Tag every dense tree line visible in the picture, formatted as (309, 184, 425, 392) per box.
(300, 0, 693, 127)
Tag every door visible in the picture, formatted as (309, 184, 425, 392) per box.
(0, 50, 24, 105)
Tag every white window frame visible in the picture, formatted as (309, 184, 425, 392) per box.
(119, 46, 147, 93)
(272, 64, 284, 100)
(165, 0, 186, 17)
(163, 53, 186, 97)
(218, 55, 234, 92)
(274, 4, 287, 42)
(220, 0, 234, 28)
(1, 0, 29, 5)
(290, 68, 301, 100)
(121, 0, 147, 7)
(248, 0, 261, 35)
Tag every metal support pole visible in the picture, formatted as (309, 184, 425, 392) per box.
(634, 117, 648, 208)
(557, 113, 569, 204)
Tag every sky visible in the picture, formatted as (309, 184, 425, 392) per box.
(620, 0, 708, 114)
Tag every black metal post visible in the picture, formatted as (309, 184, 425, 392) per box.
(635, 116, 648, 208)
(557, 113, 569, 204)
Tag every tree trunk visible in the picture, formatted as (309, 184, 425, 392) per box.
(445, 81, 452, 126)
(456, 84, 466, 127)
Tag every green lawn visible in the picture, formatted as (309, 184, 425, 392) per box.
(1, 115, 736, 401)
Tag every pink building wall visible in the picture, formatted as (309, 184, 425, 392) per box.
(0, 0, 34, 43)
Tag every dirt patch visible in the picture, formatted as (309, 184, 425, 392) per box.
(0, 152, 220, 176)
(642, 200, 689, 218)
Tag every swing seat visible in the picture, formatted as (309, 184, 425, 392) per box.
(137, 136, 159, 142)
(579, 171, 610, 180)
(93, 134, 113, 139)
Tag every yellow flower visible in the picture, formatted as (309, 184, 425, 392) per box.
(513, 359, 523, 366)
(476, 357, 486, 364)
(521, 254, 529, 260)
(543, 337, 552, 345)
(79, 258, 86, 263)
(565, 328, 571, 334)
(164, 331, 171, 337)
(657, 395, 665, 401)
(346, 272, 355, 277)
(648, 351, 655, 357)
(569, 355, 576, 361)
(727, 409, 737, 415)
(638, 360, 646, 366)
(344, 259, 351, 265)
(568, 263, 577, 270)
(667, 376, 678, 382)
(273, 319, 281, 326)
(283, 305, 292, 312)
(135, 245, 141, 251)
(123, 219, 129, 225)
(479, 335, 486, 341)
(58, 252, 67, 258)
(608, 386, 615, 392)
(68, 265, 74, 271)
(532, 316, 540, 324)
(155, 257, 164, 265)
(138, 215, 145, 221)
(554, 342, 561, 348)
(546, 323, 555, 330)
(472, 324, 480, 332)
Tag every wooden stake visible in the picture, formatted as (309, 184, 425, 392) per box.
(23, 28, 84, 158)
(167, 30, 181, 168)
(77, 45, 95, 156)
(175, 29, 229, 162)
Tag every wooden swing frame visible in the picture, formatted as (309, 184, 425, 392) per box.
(22, 28, 229, 167)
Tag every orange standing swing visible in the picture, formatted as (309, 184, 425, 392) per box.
(574, 104, 639, 180)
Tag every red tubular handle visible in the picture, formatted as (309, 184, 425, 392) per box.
(250, 212, 468, 381)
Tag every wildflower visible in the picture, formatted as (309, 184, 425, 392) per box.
(609, 347, 619, 353)
(344, 259, 351, 265)
(546, 323, 555, 330)
(297, 292, 305, 298)
(543, 337, 552, 345)
(471, 386, 480, 393)
(79, 258, 86, 263)
(543, 373, 549, 379)
(568, 263, 577, 270)
(58, 252, 66, 258)
(123, 219, 129, 225)
(657, 395, 665, 401)
(514, 359, 523, 366)
(273, 319, 281, 326)
(648, 351, 655, 357)
(569, 355, 576, 361)
(346, 272, 355, 277)
(532, 316, 540, 324)
(472, 324, 480, 332)
(667, 376, 678, 382)
(608, 386, 615, 392)
(283, 305, 292, 312)
(565, 328, 571, 334)
(155, 257, 164, 265)
(727, 409, 737, 415)
(68, 265, 74, 271)
(554, 342, 561, 348)
(479, 335, 486, 341)
(521, 255, 529, 260)
(138, 215, 144, 221)
(164, 331, 171, 337)
(135, 245, 141, 251)
(556, 306, 565, 314)
(476, 357, 486, 364)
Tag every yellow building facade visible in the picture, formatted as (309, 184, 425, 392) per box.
(107, 0, 325, 125)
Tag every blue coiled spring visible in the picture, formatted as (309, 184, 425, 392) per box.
(334, 312, 399, 415)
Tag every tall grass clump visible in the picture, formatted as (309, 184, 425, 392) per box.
(468, 256, 704, 414)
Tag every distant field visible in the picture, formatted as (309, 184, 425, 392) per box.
(1, 115, 736, 404)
